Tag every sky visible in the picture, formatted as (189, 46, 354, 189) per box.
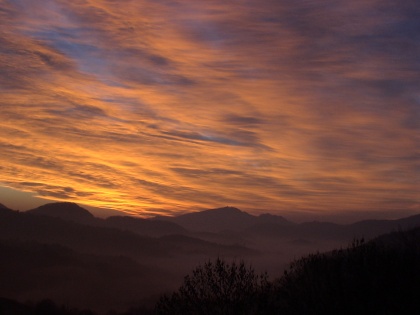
(0, 0, 419, 219)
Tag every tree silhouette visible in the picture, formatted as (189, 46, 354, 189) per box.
(271, 231, 420, 315)
(155, 258, 271, 315)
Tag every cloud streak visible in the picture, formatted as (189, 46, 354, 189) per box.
(0, 0, 419, 216)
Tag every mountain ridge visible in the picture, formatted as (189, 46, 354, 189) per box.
(0, 203, 12, 211)
(5, 201, 420, 240)
(161, 206, 291, 232)
(0, 202, 420, 244)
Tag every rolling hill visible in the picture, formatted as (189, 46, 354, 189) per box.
(159, 206, 292, 232)
(27, 202, 95, 224)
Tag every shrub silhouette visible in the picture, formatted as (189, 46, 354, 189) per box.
(155, 258, 271, 315)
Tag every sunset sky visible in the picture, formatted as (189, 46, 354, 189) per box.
(0, 0, 419, 219)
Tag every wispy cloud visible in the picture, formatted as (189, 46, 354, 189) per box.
(0, 0, 418, 216)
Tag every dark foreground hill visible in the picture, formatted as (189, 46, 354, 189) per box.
(269, 228, 420, 315)
(157, 227, 420, 315)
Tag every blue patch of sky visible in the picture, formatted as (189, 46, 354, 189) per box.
(31, 28, 110, 76)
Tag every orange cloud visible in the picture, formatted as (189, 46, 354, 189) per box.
(0, 0, 418, 217)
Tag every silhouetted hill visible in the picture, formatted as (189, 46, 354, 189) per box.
(27, 202, 95, 224)
(0, 203, 10, 210)
(165, 206, 291, 233)
(25, 202, 186, 237)
(373, 225, 420, 251)
(171, 206, 254, 232)
(104, 216, 187, 237)
(0, 204, 14, 217)
(158, 208, 420, 243)
(0, 209, 170, 258)
(244, 214, 420, 241)
(18, 201, 420, 243)
(396, 213, 420, 226)
(347, 213, 420, 238)
(269, 227, 420, 315)
(0, 209, 251, 259)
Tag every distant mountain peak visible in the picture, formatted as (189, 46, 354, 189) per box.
(185, 206, 253, 219)
(209, 206, 244, 213)
(170, 206, 255, 232)
(28, 202, 95, 223)
(34, 202, 90, 211)
(221, 206, 240, 210)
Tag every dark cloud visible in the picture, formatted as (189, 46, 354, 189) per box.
(118, 66, 195, 86)
(222, 114, 264, 126)
(13, 182, 74, 200)
(148, 54, 170, 66)
(48, 105, 108, 120)
(161, 130, 246, 146)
